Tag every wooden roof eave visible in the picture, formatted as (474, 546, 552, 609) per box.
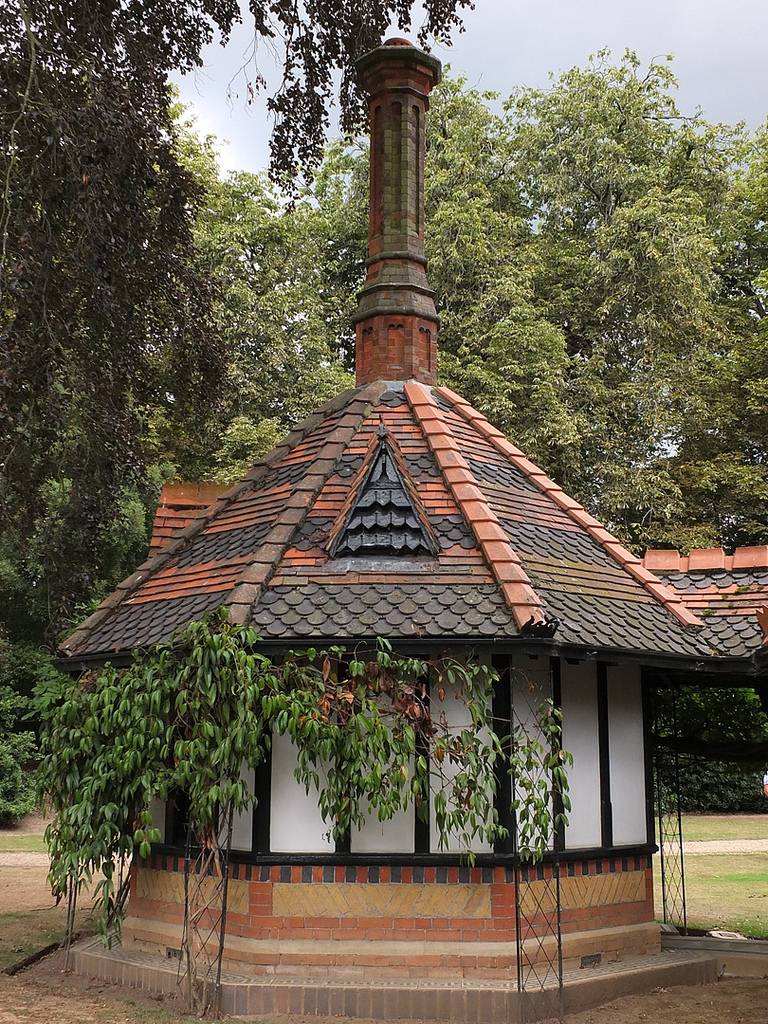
(54, 635, 757, 681)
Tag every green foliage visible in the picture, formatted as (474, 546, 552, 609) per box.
(0, 645, 37, 825)
(155, 121, 356, 481)
(677, 760, 768, 814)
(35, 610, 568, 939)
(0, 637, 72, 825)
(425, 75, 576, 468)
(1, 8, 223, 641)
(0, 684, 35, 825)
(496, 52, 763, 550)
(656, 685, 768, 761)
(655, 685, 768, 812)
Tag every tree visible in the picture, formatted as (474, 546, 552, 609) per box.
(659, 122, 768, 551)
(502, 52, 765, 550)
(0, 639, 41, 825)
(160, 123, 357, 482)
(654, 684, 768, 813)
(1, 8, 225, 642)
(424, 74, 577, 469)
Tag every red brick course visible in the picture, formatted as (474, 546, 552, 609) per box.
(134, 853, 654, 952)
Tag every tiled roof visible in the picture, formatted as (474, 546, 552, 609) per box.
(61, 383, 714, 661)
(644, 548, 768, 657)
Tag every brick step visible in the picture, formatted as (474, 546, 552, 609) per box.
(72, 938, 718, 1022)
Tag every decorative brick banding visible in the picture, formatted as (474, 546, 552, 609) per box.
(125, 853, 655, 976)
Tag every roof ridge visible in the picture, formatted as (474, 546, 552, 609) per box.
(61, 383, 378, 656)
(644, 546, 768, 573)
(222, 381, 389, 624)
(434, 385, 704, 633)
(404, 382, 546, 629)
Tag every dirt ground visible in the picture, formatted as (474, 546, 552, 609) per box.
(1, 952, 767, 1024)
(2, 810, 48, 836)
(1, 814, 767, 1022)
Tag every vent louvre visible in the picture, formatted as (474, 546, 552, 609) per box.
(329, 428, 438, 559)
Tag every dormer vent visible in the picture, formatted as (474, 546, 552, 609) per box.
(328, 424, 439, 558)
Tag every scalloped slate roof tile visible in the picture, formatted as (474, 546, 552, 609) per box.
(62, 381, 716, 662)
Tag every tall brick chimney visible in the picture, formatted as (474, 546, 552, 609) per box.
(353, 39, 442, 385)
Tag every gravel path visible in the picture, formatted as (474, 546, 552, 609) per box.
(682, 839, 768, 854)
(0, 852, 49, 867)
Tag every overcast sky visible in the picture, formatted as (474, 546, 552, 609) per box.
(173, 0, 768, 174)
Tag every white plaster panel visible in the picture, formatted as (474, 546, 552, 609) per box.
(560, 660, 602, 850)
(607, 664, 647, 845)
(511, 654, 553, 851)
(148, 797, 166, 843)
(351, 802, 414, 853)
(430, 681, 493, 854)
(511, 654, 551, 732)
(269, 732, 335, 853)
(231, 763, 255, 851)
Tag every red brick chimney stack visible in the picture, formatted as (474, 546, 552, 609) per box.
(353, 39, 442, 385)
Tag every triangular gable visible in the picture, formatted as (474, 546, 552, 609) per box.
(327, 424, 439, 558)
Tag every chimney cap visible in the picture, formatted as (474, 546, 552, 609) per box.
(356, 39, 442, 86)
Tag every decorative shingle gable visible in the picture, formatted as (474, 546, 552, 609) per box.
(327, 424, 439, 558)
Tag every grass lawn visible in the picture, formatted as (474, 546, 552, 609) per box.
(655, 852, 768, 938)
(0, 905, 98, 970)
(680, 813, 768, 842)
(660, 816, 768, 937)
(0, 833, 48, 853)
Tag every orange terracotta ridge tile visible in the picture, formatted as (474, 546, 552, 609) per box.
(644, 546, 768, 574)
(404, 382, 545, 629)
(434, 385, 704, 633)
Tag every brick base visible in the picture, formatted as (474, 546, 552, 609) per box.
(122, 854, 659, 977)
(124, 919, 661, 979)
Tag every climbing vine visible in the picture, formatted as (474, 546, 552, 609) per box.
(35, 608, 569, 942)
